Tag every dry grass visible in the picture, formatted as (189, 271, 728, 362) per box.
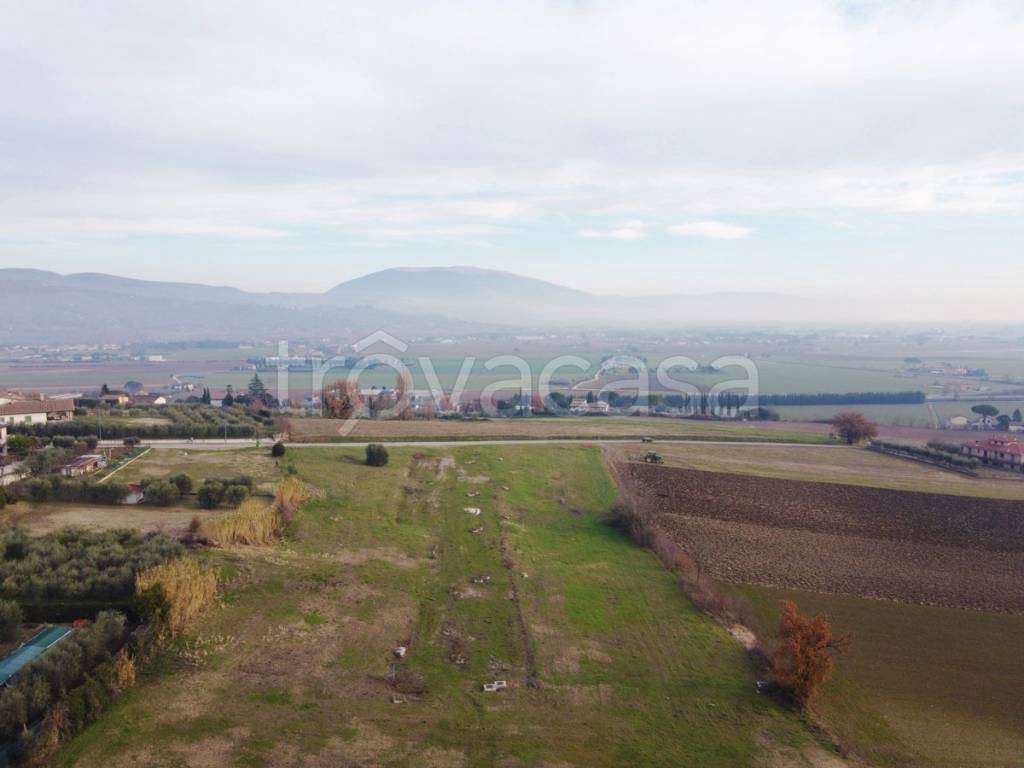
(205, 499, 281, 546)
(136, 558, 218, 634)
(204, 479, 311, 546)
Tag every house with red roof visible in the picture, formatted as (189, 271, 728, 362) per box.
(961, 438, 1024, 473)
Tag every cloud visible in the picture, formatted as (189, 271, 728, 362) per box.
(1, 0, 1023, 305)
(578, 221, 647, 240)
(667, 221, 752, 239)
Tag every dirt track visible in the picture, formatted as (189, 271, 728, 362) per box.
(617, 463, 1024, 612)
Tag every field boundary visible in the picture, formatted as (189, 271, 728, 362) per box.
(96, 446, 152, 484)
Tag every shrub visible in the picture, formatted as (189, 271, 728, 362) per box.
(365, 444, 389, 467)
(771, 601, 848, 706)
(0, 599, 22, 642)
(197, 480, 226, 509)
(223, 484, 249, 507)
(135, 559, 217, 634)
(271, 441, 286, 458)
(142, 480, 180, 507)
(206, 499, 280, 546)
(0, 486, 7, 510)
(170, 474, 194, 495)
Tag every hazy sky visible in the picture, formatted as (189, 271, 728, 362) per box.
(1, 1, 1022, 317)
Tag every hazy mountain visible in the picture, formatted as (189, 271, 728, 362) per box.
(0, 266, 836, 344)
(325, 266, 833, 326)
(0, 269, 489, 345)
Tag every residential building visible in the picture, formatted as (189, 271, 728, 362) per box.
(945, 415, 970, 430)
(60, 454, 107, 477)
(961, 438, 1024, 472)
(0, 398, 75, 426)
(132, 394, 168, 406)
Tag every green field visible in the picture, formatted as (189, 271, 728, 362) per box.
(59, 446, 836, 767)
(725, 584, 1024, 768)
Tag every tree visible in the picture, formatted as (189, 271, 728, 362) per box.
(5, 434, 36, 459)
(142, 481, 179, 507)
(771, 601, 848, 707)
(322, 380, 361, 420)
(271, 441, 286, 458)
(100, 384, 110, 396)
(197, 480, 226, 509)
(365, 444, 389, 467)
(200, 387, 212, 405)
(170, 474, 194, 495)
(124, 381, 144, 395)
(0, 600, 23, 643)
(831, 412, 879, 444)
(248, 374, 267, 398)
(223, 484, 249, 506)
(997, 414, 1012, 431)
(971, 404, 1000, 418)
(394, 371, 414, 420)
(1013, 409, 1022, 423)
(0, 487, 6, 510)
(222, 385, 235, 408)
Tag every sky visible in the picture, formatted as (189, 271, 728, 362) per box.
(1, 0, 1023, 319)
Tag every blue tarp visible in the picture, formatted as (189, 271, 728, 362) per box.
(0, 626, 73, 686)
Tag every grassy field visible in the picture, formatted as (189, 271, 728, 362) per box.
(58, 445, 838, 767)
(725, 584, 1024, 768)
(286, 416, 831, 444)
(608, 443, 1024, 500)
(111, 447, 282, 493)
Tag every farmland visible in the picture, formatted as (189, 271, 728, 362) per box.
(285, 415, 831, 444)
(728, 585, 1024, 768)
(607, 442, 1024, 500)
(612, 452, 1024, 766)
(58, 445, 839, 767)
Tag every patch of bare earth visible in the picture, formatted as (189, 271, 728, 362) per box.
(617, 463, 1024, 612)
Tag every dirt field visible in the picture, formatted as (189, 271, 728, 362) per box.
(616, 463, 1024, 612)
(3, 501, 220, 536)
(112, 447, 281, 492)
(603, 443, 1024, 500)
(286, 415, 831, 443)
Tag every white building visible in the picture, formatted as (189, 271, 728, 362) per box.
(0, 398, 75, 426)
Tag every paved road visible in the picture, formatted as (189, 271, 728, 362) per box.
(100, 437, 843, 450)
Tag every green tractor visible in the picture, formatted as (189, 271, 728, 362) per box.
(643, 451, 664, 465)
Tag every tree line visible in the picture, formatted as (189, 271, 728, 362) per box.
(755, 391, 925, 406)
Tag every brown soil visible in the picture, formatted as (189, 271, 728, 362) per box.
(617, 463, 1024, 612)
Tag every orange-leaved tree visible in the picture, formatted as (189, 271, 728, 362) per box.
(771, 601, 848, 706)
(322, 380, 361, 419)
(831, 411, 879, 444)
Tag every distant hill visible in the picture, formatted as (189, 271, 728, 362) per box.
(0, 266, 834, 344)
(324, 266, 832, 326)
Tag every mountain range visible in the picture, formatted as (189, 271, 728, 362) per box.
(0, 266, 833, 344)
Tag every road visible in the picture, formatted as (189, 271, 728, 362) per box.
(99, 437, 843, 450)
